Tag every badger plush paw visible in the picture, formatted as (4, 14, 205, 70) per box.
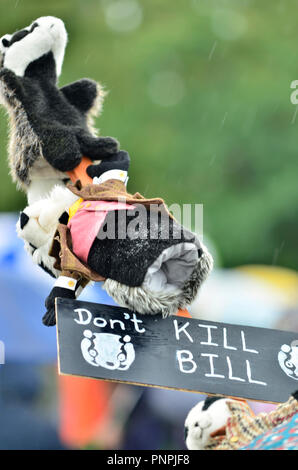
(77, 133, 119, 160)
(43, 285, 76, 327)
(42, 307, 56, 327)
(86, 150, 130, 178)
(97, 136, 119, 154)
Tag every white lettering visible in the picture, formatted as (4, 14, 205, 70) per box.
(246, 360, 267, 386)
(173, 320, 193, 343)
(176, 350, 197, 373)
(241, 331, 258, 354)
(93, 317, 107, 328)
(223, 328, 237, 350)
(74, 308, 92, 325)
(201, 353, 225, 378)
(199, 324, 218, 346)
(130, 313, 146, 333)
(290, 80, 298, 104)
(226, 356, 245, 382)
(110, 319, 125, 331)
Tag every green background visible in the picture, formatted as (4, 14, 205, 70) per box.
(0, 0, 297, 270)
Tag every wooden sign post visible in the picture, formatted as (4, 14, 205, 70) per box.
(56, 298, 298, 403)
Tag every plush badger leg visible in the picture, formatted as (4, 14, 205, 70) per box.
(103, 245, 213, 317)
(86, 206, 213, 316)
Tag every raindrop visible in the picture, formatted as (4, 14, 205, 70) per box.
(272, 241, 285, 265)
(84, 53, 91, 64)
(220, 111, 228, 128)
(208, 41, 218, 61)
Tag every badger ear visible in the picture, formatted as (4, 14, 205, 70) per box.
(202, 396, 226, 411)
(0, 34, 12, 52)
(2, 38, 10, 47)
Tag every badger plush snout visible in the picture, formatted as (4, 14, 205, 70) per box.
(16, 207, 60, 279)
(16, 185, 79, 279)
(17, 210, 52, 249)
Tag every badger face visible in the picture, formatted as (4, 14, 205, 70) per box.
(16, 199, 60, 279)
(184, 397, 231, 450)
(1, 22, 39, 50)
(0, 16, 67, 77)
(16, 185, 78, 278)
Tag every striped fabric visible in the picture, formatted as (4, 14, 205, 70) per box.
(241, 413, 298, 450)
(205, 396, 298, 450)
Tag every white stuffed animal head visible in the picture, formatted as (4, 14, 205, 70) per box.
(0, 16, 67, 77)
(184, 396, 232, 450)
(16, 185, 78, 278)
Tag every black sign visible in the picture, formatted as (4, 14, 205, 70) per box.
(56, 298, 298, 403)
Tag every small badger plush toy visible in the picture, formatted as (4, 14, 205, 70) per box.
(184, 397, 232, 450)
(0, 16, 118, 203)
(184, 392, 298, 450)
(17, 151, 213, 326)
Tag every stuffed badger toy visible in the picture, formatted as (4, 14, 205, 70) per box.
(184, 392, 298, 450)
(17, 153, 213, 326)
(1, 16, 213, 324)
(0, 16, 119, 204)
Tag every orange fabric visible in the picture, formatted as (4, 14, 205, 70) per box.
(58, 374, 113, 448)
(67, 156, 93, 185)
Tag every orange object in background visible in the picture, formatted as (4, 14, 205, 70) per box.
(177, 308, 191, 318)
(58, 374, 113, 448)
(67, 156, 93, 185)
(58, 310, 190, 448)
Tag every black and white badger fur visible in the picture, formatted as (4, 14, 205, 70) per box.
(16, 185, 77, 279)
(0, 16, 118, 204)
(16, 184, 213, 320)
(184, 396, 232, 450)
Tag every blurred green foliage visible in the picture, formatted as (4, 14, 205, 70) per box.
(0, 0, 297, 270)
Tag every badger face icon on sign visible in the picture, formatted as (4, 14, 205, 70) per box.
(278, 340, 298, 381)
(81, 330, 136, 371)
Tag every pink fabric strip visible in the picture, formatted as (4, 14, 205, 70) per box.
(68, 200, 135, 264)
